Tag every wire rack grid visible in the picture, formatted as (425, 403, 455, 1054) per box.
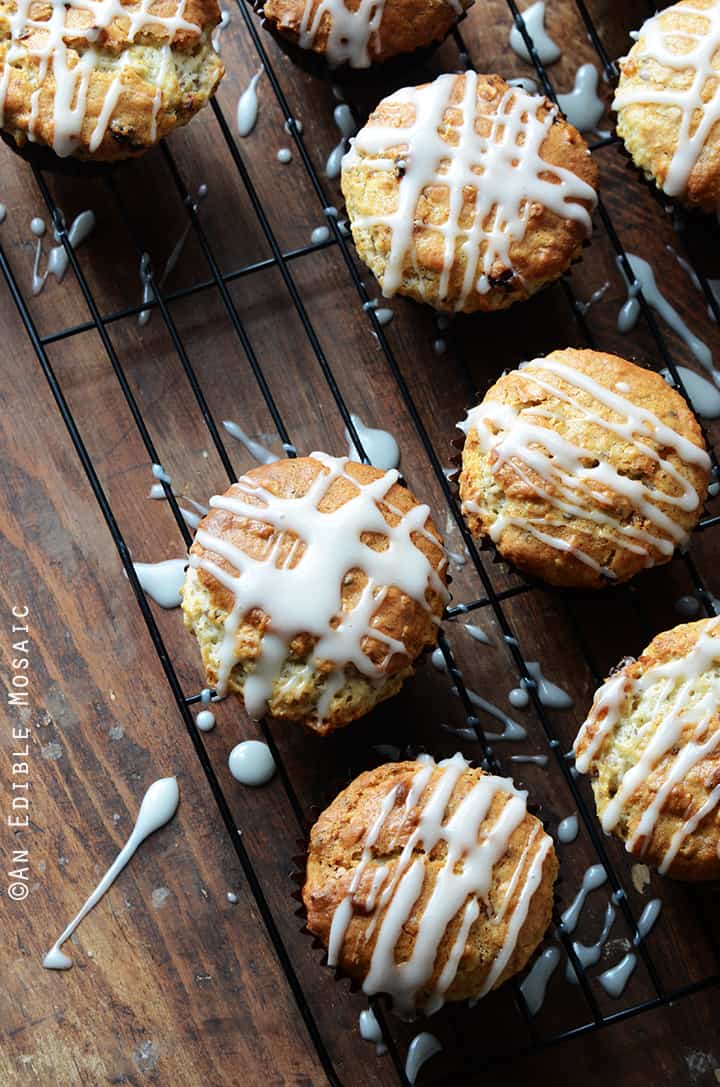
(1, 0, 719, 1083)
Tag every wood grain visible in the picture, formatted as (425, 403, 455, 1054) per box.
(1, 0, 720, 1084)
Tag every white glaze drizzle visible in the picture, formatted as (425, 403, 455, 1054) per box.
(326, 104, 356, 179)
(326, 752, 553, 1016)
(133, 557, 187, 608)
(359, 1007, 387, 1055)
(560, 864, 607, 933)
(222, 420, 277, 464)
(452, 685, 528, 741)
(617, 253, 715, 378)
(557, 813, 579, 843)
(566, 900, 615, 982)
(598, 950, 636, 997)
(460, 356, 711, 575)
(148, 482, 208, 531)
(613, 3, 720, 202)
(509, 1, 561, 65)
(211, 6, 230, 50)
(277, 147, 292, 164)
(662, 366, 720, 419)
(509, 687, 530, 709)
(575, 281, 610, 316)
(296, 0, 429, 69)
(464, 623, 492, 645)
(237, 68, 263, 137)
(31, 210, 95, 295)
(43, 777, 179, 968)
(575, 621, 720, 872)
(557, 64, 605, 133)
(196, 709, 215, 731)
(520, 945, 560, 1014)
(228, 740, 276, 786)
(345, 413, 400, 471)
(1, 0, 201, 158)
(510, 754, 549, 767)
(311, 225, 331, 245)
(405, 1033, 442, 1084)
(525, 661, 574, 709)
(596, 895, 665, 995)
(343, 73, 595, 308)
(191, 453, 448, 711)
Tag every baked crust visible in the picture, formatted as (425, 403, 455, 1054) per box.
(614, 0, 720, 211)
(574, 618, 720, 880)
(303, 759, 557, 1010)
(459, 348, 710, 588)
(182, 456, 448, 734)
(341, 72, 598, 314)
(263, 0, 473, 67)
(0, 0, 224, 161)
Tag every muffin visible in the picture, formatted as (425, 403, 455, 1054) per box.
(263, 0, 473, 68)
(458, 348, 711, 589)
(614, 0, 720, 212)
(304, 753, 557, 1015)
(574, 618, 720, 880)
(340, 72, 598, 314)
(182, 454, 448, 735)
(0, 0, 225, 162)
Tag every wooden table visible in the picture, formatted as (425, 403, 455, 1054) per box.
(2, 0, 720, 1083)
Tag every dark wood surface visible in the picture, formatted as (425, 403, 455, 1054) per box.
(2, 0, 720, 1084)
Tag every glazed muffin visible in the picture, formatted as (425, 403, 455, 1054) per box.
(458, 348, 711, 589)
(304, 753, 557, 1014)
(340, 72, 598, 314)
(614, 0, 720, 212)
(263, 0, 473, 68)
(182, 454, 448, 735)
(574, 618, 720, 880)
(0, 0, 225, 162)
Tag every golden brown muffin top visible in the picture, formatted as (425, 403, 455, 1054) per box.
(188, 454, 448, 708)
(458, 348, 711, 589)
(304, 754, 557, 1014)
(0, 0, 223, 159)
(263, 0, 473, 69)
(574, 617, 720, 880)
(341, 72, 598, 312)
(613, 0, 720, 210)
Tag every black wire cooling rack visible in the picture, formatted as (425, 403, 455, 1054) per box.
(2, 0, 720, 1082)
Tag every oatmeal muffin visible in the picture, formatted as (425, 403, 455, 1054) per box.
(458, 348, 711, 589)
(614, 0, 720, 212)
(574, 618, 720, 880)
(0, 0, 225, 162)
(182, 454, 448, 735)
(263, 0, 473, 68)
(304, 754, 557, 1014)
(340, 71, 598, 314)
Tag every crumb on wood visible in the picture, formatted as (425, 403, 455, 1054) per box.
(631, 863, 650, 895)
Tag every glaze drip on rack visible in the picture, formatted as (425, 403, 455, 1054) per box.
(0, 0, 203, 156)
(459, 358, 710, 576)
(326, 752, 553, 1016)
(342, 73, 596, 309)
(574, 618, 720, 872)
(613, 2, 720, 200)
(190, 453, 448, 715)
